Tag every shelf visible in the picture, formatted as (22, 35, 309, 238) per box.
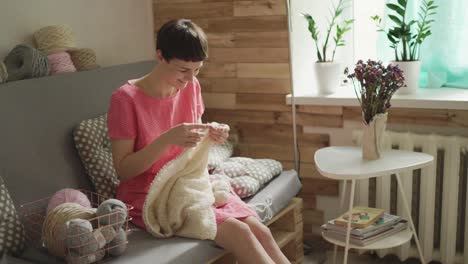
(286, 86, 468, 111)
(321, 228, 412, 250)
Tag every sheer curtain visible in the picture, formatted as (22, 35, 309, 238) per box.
(378, 0, 468, 88)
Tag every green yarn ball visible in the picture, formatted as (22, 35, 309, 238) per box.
(96, 199, 127, 229)
(108, 228, 127, 257)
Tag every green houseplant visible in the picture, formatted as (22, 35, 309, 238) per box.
(302, 0, 353, 94)
(372, 0, 438, 94)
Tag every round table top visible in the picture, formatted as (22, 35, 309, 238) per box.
(314, 146, 434, 180)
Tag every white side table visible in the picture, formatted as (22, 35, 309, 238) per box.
(314, 146, 433, 264)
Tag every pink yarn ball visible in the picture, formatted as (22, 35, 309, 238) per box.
(47, 51, 76, 75)
(46, 189, 92, 214)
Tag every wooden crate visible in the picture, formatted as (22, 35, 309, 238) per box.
(207, 198, 304, 264)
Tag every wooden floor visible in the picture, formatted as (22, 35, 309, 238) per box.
(207, 198, 304, 264)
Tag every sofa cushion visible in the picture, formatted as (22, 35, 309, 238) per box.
(212, 157, 283, 198)
(0, 176, 25, 256)
(73, 115, 119, 198)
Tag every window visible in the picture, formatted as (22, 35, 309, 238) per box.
(290, 0, 468, 94)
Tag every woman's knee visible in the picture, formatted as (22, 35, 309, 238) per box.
(255, 223, 273, 240)
(246, 218, 273, 241)
(216, 218, 255, 245)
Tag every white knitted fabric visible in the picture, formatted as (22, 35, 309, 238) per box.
(143, 135, 216, 240)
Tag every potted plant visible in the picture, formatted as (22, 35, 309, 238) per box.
(345, 60, 405, 160)
(372, 0, 438, 94)
(302, 0, 353, 95)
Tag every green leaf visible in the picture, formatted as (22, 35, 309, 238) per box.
(387, 33, 397, 44)
(388, 14, 402, 25)
(387, 3, 405, 17)
(398, 0, 407, 7)
(371, 15, 380, 21)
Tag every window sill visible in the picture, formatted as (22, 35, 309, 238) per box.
(286, 86, 468, 110)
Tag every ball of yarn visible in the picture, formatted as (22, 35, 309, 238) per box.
(108, 228, 127, 257)
(34, 25, 76, 54)
(0, 62, 8, 83)
(47, 52, 77, 75)
(98, 225, 117, 244)
(4, 44, 50, 81)
(96, 199, 127, 229)
(66, 248, 105, 264)
(42, 203, 96, 258)
(68, 48, 99, 71)
(47, 189, 91, 214)
(65, 218, 103, 256)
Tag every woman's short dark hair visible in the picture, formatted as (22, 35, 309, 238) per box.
(156, 19, 208, 62)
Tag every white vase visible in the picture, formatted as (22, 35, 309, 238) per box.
(314, 62, 341, 95)
(392, 61, 421, 95)
(362, 113, 388, 160)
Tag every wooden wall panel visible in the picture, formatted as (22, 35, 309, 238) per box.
(237, 63, 290, 79)
(234, 31, 289, 48)
(200, 78, 290, 94)
(199, 63, 236, 78)
(206, 32, 289, 48)
(233, 0, 286, 17)
(209, 48, 289, 63)
(154, 2, 233, 19)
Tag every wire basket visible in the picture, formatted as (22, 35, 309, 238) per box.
(18, 189, 133, 263)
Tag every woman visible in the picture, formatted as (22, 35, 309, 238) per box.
(107, 18, 290, 264)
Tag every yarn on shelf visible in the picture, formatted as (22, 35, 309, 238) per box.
(69, 48, 99, 71)
(3, 44, 50, 81)
(46, 189, 92, 215)
(34, 25, 76, 54)
(47, 52, 77, 75)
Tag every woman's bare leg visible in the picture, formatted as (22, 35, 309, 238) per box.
(242, 216, 291, 264)
(215, 218, 274, 264)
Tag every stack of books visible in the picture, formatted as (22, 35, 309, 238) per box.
(321, 207, 408, 247)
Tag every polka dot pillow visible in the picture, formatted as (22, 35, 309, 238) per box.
(214, 157, 283, 198)
(212, 161, 246, 178)
(230, 176, 261, 198)
(208, 140, 233, 171)
(73, 115, 119, 198)
(0, 176, 26, 256)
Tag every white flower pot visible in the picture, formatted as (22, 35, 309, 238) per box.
(392, 61, 421, 95)
(314, 62, 341, 95)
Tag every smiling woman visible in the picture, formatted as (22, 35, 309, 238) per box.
(107, 18, 291, 264)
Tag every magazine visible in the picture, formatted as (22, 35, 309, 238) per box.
(323, 213, 402, 237)
(334, 207, 385, 229)
(323, 220, 408, 247)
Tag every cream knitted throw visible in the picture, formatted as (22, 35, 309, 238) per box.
(142, 135, 217, 240)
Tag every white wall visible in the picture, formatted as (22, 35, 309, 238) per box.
(0, 0, 155, 67)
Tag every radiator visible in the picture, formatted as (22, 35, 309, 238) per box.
(352, 131, 468, 264)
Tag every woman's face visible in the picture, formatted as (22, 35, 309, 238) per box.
(158, 52, 203, 90)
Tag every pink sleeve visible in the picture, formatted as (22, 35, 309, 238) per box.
(194, 77, 205, 119)
(107, 90, 137, 139)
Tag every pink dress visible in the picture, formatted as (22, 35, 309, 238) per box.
(107, 77, 258, 229)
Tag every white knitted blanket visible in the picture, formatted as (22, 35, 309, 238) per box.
(142, 136, 217, 240)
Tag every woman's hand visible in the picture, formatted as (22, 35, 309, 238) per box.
(208, 122, 230, 144)
(162, 123, 209, 148)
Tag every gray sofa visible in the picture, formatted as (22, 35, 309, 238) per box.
(0, 61, 302, 264)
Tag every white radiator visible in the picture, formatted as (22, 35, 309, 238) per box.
(352, 131, 468, 264)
